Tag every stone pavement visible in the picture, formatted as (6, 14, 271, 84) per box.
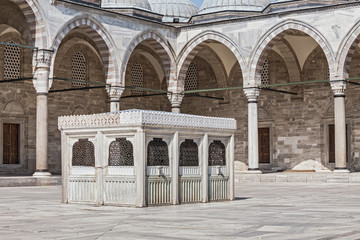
(1, 183, 360, 240)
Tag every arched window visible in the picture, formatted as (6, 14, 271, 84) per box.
(208, 140, 226, 166)
(109, 138, 134, 166)
(147, 138, 169, 166)
(180, 139, 198, 166)
(185, 63, 198, 92)
(131, 62, 143, 95)
(72, 139, 95, 166)
(4, 41, 21, 80)
(72, 52, 86, 87)
(261, 59, 269, 86)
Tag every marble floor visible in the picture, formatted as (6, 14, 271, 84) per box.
(1, 183, 360, 240)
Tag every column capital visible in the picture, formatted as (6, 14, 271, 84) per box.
(243, 87, 260, 102)
(107, 85, 124, 99)
(33, 49, 53, 94)
(330, 80, 347, 97)
(167, 93, 184, 113)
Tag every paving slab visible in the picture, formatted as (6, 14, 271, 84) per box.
(1, 183, 360, 239)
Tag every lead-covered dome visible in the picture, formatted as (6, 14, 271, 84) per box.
(101, 0, 151, 11)
(148, 0, 198, 18)
(199, 0, 271, 14)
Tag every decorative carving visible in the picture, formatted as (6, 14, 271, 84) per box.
(330, 80, 346, 96)
(32, 49, 52, 93)
(72, 139, 95, 166)
(4, 41, 21, 80)
(208, 140, 226, 166)
(167, 93, 184, 108)
(58, 109, 237, 130)
(180, 139, 198, 166)
(147, 138, 169, 166)
(109, 138, 134, 166)
(243, 88, 260, 101)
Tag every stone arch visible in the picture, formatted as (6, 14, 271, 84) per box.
(3, 100, 24, 114)
(72, 105, 88, 115)
(121, 30, 176, 90)
(9, 0, 48, 48)
(51, 15, 119, 85)
(177, 31, 246, 90)
(248, 20, 335, 86)
(273, 40, 301, 83)
(337, 20, 360, 79)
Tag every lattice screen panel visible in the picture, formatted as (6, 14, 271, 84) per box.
(180, 139, 199, 166)
(208, 140, 226, 166)
(4, 42, 21, 80)
(261, 59, 269, 85)
(109, 138, 134, 166)
(147, 138, 169, 166)
(131, 62, 143, 95)
(72, 139, 95, 166)
(185, 63, 198, 92)
(72, 52, 86, 88)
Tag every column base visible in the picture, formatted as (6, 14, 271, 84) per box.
(246, 168, 262, 174)
(333, 168, 350, 173)
(33, 170, 52, 177)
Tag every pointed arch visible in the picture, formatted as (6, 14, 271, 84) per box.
(121, 30, 176, 89)
(337, 20, 360, 79)
(10, 0, 48, 48)
(248, 20, 335, 86)
(177, 31, 246, 90)
(51, 14, 120, 85)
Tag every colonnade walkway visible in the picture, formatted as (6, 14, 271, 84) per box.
(1, 183, 360, 239)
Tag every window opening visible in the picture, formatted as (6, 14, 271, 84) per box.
(4, 41, 21, 80)
(261, 59, 269, 86)
(131, 62, 143, 95)
(72, 139, 95, 166)
(208, 140, 226, 166)
(109, 138, 134, 166)
(185, 63, 198, 92)
(72, 52, 86, 88)
(180, 139, 198, 166)
(147, 138, 169, 166)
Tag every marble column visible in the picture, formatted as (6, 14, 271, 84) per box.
(168, 93, 183, 113)
(331, 81, 349, 172)
(107, 85, 124, 112)
(244, 88, 262, 173)
(32, 49, 52, 177)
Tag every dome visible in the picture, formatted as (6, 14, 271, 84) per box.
(101, 0, 151, 11)
(148, 0, 199, 18)
(199, 0, 271, 14)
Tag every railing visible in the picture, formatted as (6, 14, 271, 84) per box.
(180, 177, 202, 203)
(104, 177, 136, 205)
(108, 166, 134, 176)
(68, 177, 97, 203)
(146, 166, 170, 176)
(209, 176, 228, 201)
(147, 177, 171, 205)
(208, 166, 227, 176)
(179, 166, 200, 176)
(71, 166, 95, 175)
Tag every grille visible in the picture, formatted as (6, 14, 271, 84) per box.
(72, 52, 86, 88)
(180, 139, 198, 166)
(72, 139, 95, 166)
(208, 140, 226, 166)
(261, 59, 269, 85)
(131, 62, 143, 95)
(4, 41, 21, 80)
(185, 63, 198, 92)
(147, 138, 169, 166)
(109, 138, 134, 166)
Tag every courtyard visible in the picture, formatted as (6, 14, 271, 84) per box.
(1, 182, 359, 240)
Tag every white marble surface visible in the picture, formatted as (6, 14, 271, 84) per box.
(1, 183, 360, 239)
